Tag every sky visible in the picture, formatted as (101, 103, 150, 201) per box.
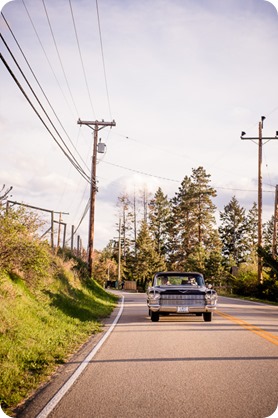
(1, 0, 278, 250)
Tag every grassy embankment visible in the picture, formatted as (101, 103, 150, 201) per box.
(0, 255, 118, 416)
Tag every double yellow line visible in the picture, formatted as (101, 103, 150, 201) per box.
(216, 310, 278, 347)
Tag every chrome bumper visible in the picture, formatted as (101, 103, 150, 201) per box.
(148, 303, 217, 313)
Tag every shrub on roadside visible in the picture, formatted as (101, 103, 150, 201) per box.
(0, 208, 51, 284)
(231, 266, 258, 297)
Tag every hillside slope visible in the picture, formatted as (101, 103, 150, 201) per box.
(0, 255, 117, 416)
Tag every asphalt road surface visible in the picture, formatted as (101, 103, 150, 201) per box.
(19, 293, 278, 418)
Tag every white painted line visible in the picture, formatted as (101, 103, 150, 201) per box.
(0, 405, 12, 418)
(36, 296, 124, 418)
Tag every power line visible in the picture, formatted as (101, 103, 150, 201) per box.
(101, 160, 180, 183)
(41, 0, 80, 117)
(69, 0, 96, 117)
(65, 198, 90, 244)
(0, 33, 90, 182)
(0, 51, 90, 183)
(21, 0, 76, 118)
(95, 0, 112, 119)
(1, 12, 91, 175)
(100, 159, 275, 193)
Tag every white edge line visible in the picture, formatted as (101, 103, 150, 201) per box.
(36, 296, 124, 418)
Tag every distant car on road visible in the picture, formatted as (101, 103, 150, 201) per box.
(147, 271, 217, 322)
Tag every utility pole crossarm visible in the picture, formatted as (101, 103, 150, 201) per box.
(241, 137, 278, 140)
(77, 119, 116, 129)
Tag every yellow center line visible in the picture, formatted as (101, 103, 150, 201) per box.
(216, 310, 278, 347)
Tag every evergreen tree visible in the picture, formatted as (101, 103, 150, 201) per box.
(204, 230, 225, 285)
(138, 187, 152, 223)
(169, 166, 219, 273)
(133, 220, 166, 289)
(117, 193, 134, 261)
(263, 216, 276, 255)
(246, 202, 259, 263)
(191, 167, 217, 246)
(148, 187, 171, 257)
(168, 175, 193, 268)
(219, 196, 248, 266)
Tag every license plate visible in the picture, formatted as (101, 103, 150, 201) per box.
(177, 306, 189, 313)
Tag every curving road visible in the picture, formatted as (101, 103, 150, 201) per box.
(20, 293, 278, 418)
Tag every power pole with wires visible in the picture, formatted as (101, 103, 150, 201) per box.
(77, 118, 116, 277)
(241, 116, 278, 283)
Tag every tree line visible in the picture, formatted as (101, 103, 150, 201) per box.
(1, 173, 277, 302)
(93, 166, 278, 301)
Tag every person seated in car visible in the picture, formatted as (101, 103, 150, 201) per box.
(161, 277, 171, 285)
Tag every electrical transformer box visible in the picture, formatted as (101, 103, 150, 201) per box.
(97, 142, 106, 153)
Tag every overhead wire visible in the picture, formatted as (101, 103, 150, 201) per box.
(100, 159, 274, 194)
(68, 0, 96, 117)
(74, 199, 90, 234)
(65, 198, 90, 243)
(0, 50, 91, 183)
(41, 0, 80, 117)
(1, 10, 91, 175)
(21, 0, 75, 119)
(95, 0, 112, 119)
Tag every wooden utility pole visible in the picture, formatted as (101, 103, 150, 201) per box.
(71, 225, 74, 251)
(118, 217, 121, 285)
(56, 212, 62, 251)
(54, 217, 67, 250)
(258, 119, 263, 282)
(77, 119, 116, 277)
(241, 116, 278, 283)
(273, 185, 278, 257)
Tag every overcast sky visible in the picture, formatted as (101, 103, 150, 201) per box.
(1, 0, 278, 250)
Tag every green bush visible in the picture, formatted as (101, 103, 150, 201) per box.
(232, 272, 258, 297)
(0, 208, 50, 283)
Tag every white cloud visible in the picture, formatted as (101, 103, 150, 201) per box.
(1, 0, 278, 248)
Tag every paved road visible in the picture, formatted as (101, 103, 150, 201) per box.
(20, 293, 278, 418)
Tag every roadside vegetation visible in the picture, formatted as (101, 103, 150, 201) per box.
(93, 166, 278, 302)
(0, 204, 117, 415)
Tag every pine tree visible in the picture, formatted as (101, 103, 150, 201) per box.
(246, 202, 259, 263)
(168, 175, 193, 268)
(263, 216, 276, 254)
(117, 193, 134, 261)
(190, 166, 217, 246)
(169, 167, 219, 273)
(148, 187, 171, 257)
(133, 220, 166, 289)
(219, 196, 249, 266)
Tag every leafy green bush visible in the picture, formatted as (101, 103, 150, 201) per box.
(0, 208, 50, 283)
(231, 266, 258, 297)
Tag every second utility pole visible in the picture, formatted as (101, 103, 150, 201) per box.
(77, 118, 116, 277)
(241, 116, 278, 283)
